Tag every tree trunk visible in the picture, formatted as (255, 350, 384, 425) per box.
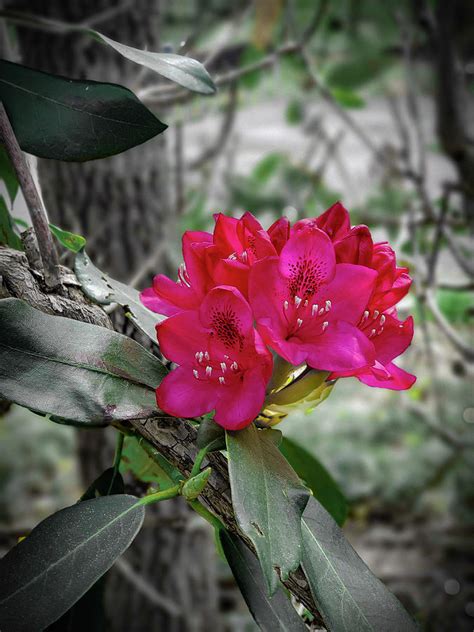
(9, 1, 220, 629)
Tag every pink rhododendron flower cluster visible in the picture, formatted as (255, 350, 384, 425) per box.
(141, 203, 415, 430)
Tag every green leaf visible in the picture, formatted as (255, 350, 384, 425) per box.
(252, 152, 285, 184)
(220, 530, 307, 632)
(0, 195, 22, 250)
(75, 250, 163, 344)
(46, 468, 125, 631)
(279, 437, 347, 526)
(0, 144, 19, 205)
(331, 87, 366, 109)
(120, 436, 181, 489)
(325, 53, 392, 90)
(301, 496, 418, 632)
(0, 495, 145, 632)
(226, 425, 310, 594)
(0, 298, 166, 426)
(95, 33, 216, 95)
(49, 223, 86, 253)
(285, 99, 304, 124)
(196, 416, 225, 450)
(0, 59, 167, 162)
(80, 467, 125, 501)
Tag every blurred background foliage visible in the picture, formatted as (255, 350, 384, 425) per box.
(1, 0, 473, 630)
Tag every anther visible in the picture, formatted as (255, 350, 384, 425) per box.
(380, 315, 386, 326)
(322, 321, 329, 331)
(373, 310, 379, 319)
(369, 328, 376, 338)
(297, 318, 303, 328)
(312, 304, 318, 316)
(325, 300, 331, 311)
(193, 370, 199, 379)
(318, 307, 325, 316)
(304, 299, 309, 307)
(204, 351, 210, 361)
(294, 295, 302, 307)
(198, 352, 204, 363)
(241, 251, 248, 262)
(284, 300, 289, 310)
(363, 310, 369, 321)
(219, 376, 225, 385)
(205, 366, 212, 377)
(231, 361, 238, 371)
(220, 362, 227, 372)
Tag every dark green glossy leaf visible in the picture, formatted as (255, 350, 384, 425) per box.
(0, 144, 19, 205)
(279, 437, 347, 526)
(0, 298, 166, 425)
(120, 436, 181, 489)
(301, 496, 418, 632)
(220, 530, 307, 632)
(196, 416, 225, 450)
(75, 250, 163, 344)
(49, 223, 86, 253)
(80, 467, 125, 501)
(0, 59, 167, 162)
(96, 33, 216, 95)
(226, 425, 310, 595)
(0, 195, 22, 250)
(0, 495, 145, 632)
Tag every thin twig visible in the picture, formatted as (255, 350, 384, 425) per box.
(0, 102, 60, 288)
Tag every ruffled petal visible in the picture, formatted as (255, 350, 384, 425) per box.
(370, 315, 414, 365)
(335, 225, 373, 266)
(249, 257, 289, 340)
(357, 362, 416, 390)
(268, 217, 290, 253)
(156, 366, 217, 418)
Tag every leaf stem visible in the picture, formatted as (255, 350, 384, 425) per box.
(0, 102, 60, 287)
(136, 484, 181, 507)
(187, 499, 224, 533)
(190, 445, 209, 479)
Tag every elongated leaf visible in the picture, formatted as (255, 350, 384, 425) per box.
(0, 144, 19, 205)
(0, 195, 22, 250)
(280, 437, 347, 526)
(96, 34, 216, 95)
(75, 250, 163, 344)
(226, 425, 309, 594)
(0, 495, 145, 632)
(220, 530, 307, 632)
(47, 469, 125, 632)
(49, 223, 86, 253)
(196, 416, 225, 450)
(0, 298, 166, 425)
(0, 60, 167, 161)
(301, 497, 418, 632)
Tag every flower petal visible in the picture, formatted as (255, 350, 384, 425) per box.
(357, 362, 416, 390)
(318, 263, 377, 325)
(268, 217, 290, 253)
(157, 311, 209, 365)
(302, 321, 376, 372)
(140, 275, 200, 317)
(335, 225, 373, 266)
(249, 257, 288, 340)
(371, 315, 414, 365)
(214, 367, 267, 430)
(156, 366, 217, 418)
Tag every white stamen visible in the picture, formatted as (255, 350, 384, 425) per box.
(284, 300, 289, 310)
(325, 300, 332, 312)
(195, 351, 200, 360)
(198, 351, 204, 364)
(369, 328, 376, 338)
(312, 304, 319, 316)
(220, 362, 227, 373)
(219, 376, 225, 385)
(379, 327, 384, 334)
(318, 307, 325, 316)
(204, 351, 210, 361)
(322, 321, 329, 331)
(193, 370, 199, 379)
(205, 366, 212, 377)
(228, 252, 237, 261)
(380, 315, 386, 326)
(241, 251, 248, 262)
(363, 310, 369, 321)
(231, 361, 238, 371)
(294, 295, 302, 307)
(297, 318, 303, 328)
(399, 324, 404, 329)
(373, 310, 379, 319)
(224, 355, 230, 360)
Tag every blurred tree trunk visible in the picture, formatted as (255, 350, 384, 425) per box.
(9, 1, 220, 630)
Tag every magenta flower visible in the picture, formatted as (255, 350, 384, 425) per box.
(156, 286, 273, 430)
(249, 225, 377, 372)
